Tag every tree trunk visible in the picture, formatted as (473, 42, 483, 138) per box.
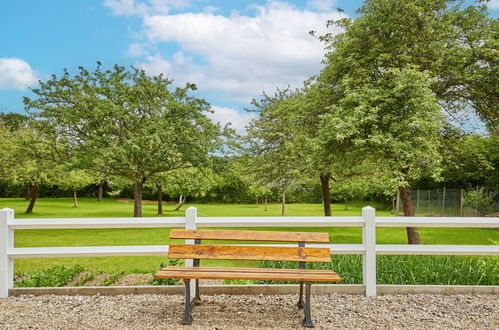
(73, 190, 78, 207)
(25, 185, 31, 200)
(398, 186, 420, 244)
(133, 180, 143, 217)
(174, 195, 184, 211)
(97, 180, 104, 201)
(256, 197, 258, 207)
(344, 199, 348, 210)
(25, 184, 39, 214)
(264, 194, 268, 212)
(320, 175, 332, 216)
(281, 192, 286, 216)
(157, 184, 163, 215)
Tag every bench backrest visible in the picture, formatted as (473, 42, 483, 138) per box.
(170, 229, 329, 243)
(168, 229, 331, 263)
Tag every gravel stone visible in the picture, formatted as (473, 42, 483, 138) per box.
(0, 293, 496, 329)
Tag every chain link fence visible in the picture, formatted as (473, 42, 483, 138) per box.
(394, 187, 498, 217)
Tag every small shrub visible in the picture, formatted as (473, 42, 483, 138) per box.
(150, 259, 183, 286)
(15, 265, 84, 288)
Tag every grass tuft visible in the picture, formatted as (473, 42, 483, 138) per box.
(14, 265, 84, 288)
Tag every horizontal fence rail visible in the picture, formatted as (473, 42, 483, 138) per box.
(1, 206, 498, 298)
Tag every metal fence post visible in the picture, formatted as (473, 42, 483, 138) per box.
(0, 208, 14, 298)
(362, 206, 376, 297)
(185, 207, 197, 296)
(441, 187, 446, 216)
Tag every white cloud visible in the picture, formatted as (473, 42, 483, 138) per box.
(104, 0, 190, 16)
(206, 106, 257, 134)
(126, 42, 156, 57)
(135, 1, 344, 102)
(0, 58, 38, 90)
(489, 0, 499, 9)
(307, 0, 336, 12)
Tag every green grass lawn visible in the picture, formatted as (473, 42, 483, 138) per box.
(1, 198, 497, 275)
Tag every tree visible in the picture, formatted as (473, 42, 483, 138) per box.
(25, 64, 224, 217)
(52, 168, 98, 207)
(0, 123, 56, 213)
(314, 0, 496, 242)
(148, 168, 215, 215)
(245, 91, 307, 216)
(318, 68, 444, 244)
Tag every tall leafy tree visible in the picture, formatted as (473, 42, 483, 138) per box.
(245, 90, 307, 216)
(315, 0, 496, 243)
(0, 123, 56, 213)
(25, 64, 224, 217)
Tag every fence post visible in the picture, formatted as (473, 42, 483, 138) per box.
(185, 207, 197, 296)
(416, 189, 420, 216)
(460, 189, 464, 217)
(441, 187, 446, 216)
(0, 208, 14, 298)
(362, 206, 376, 297)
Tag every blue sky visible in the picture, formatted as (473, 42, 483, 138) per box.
(0, 0, 497, 132)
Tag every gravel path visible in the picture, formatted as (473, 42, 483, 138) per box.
(0, 293, 496, 329)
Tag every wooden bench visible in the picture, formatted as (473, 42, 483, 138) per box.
(155, 229, 341, 328)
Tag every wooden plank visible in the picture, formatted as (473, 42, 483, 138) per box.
(170, 229, 329, 243)
(155, 267, 341, 282)
(162, 266, 336, 274)
(168, 244, 331, 262)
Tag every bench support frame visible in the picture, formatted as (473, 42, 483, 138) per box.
(181, 279, 194, 325)
(303, 282, 314, 327)
(296, 242, 306, 309)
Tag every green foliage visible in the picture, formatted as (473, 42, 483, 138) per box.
(252, 255, 499, 285)
(438, 133, 497, 188)
(150, 259, 183, 286)
(0, 112, 29, 131)
(14, 265, 84, 288)
(52, 169, 98, 192)
(0, 122, 56, 189)
(319, 0, 497, 132)
(464, 188, 496, 216)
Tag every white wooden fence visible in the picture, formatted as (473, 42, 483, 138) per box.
(1, 206, 498, 298)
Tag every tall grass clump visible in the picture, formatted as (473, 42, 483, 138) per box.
(15, 265, 84, 287)
(250, 255, 498, 285)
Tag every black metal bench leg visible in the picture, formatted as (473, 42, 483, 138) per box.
(181, 279, 194, 325)
(296, 282, 304, 308)
(303, 282, 314, 328)
(194, 279, 202, 305)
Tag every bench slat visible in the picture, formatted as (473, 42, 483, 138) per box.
(155, 266, 341, 282)
(168, 244, 331, 262)
(170, 229, 329, 243)
(163, 266, 335, 274)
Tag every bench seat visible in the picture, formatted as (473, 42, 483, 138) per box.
(156, 266, 341, 282)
